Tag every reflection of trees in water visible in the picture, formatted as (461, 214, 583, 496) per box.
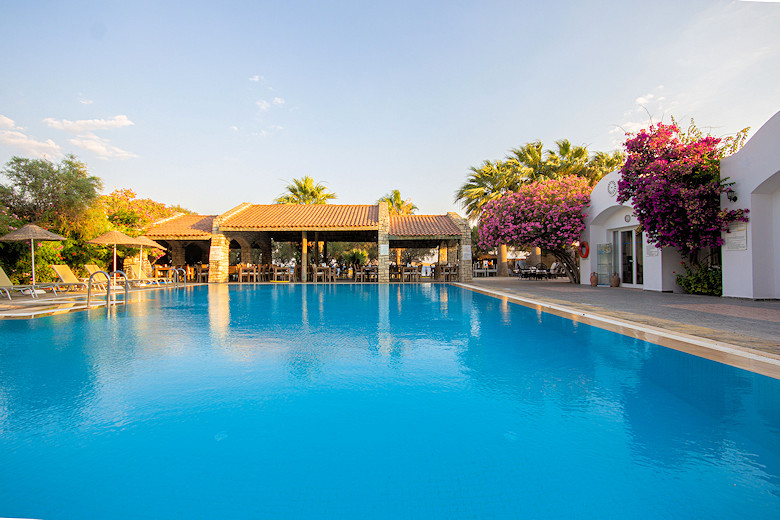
(0, 316, 96, 431)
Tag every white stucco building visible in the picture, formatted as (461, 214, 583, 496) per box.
(720, 110, 780, 299)
(581, 109, 779, 299)
(579, 169, 683, 291)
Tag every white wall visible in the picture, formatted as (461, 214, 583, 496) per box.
(581, 170, 680, 291)
(721, 110, 780, 299)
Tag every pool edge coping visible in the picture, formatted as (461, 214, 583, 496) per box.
(455, 282, 780, 380)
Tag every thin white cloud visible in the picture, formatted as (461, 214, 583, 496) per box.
(68, 133, 137, 160)
(78, 94, 94, 105)
(43, 114, 133, 133)
(230, 125, 239, 131)
(609, 86, 677, 146)
(273, 97, 285, 105)
(249, 75, 261, 82)
(256, 100, 270, 111)
(0, 116, 62, 157)
(253, 125, 284, 138)
(0, 115, 16, 129)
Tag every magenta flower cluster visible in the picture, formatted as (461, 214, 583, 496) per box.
(478, 176, 590, 251)
(617, 123, 748, 256)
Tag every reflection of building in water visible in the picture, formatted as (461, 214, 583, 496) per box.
(376, 285, 392, 355)
(438, 285, 448, 315)
(208, 284, 231, 342)
(499, 298, 510, 325)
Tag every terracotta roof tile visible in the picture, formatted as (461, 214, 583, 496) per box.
(146, 214, 215, 238)
(221, 204, 379, 229)
(389, 215, 461, 236)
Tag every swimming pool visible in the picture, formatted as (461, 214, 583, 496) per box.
(1, 284, 778, 518)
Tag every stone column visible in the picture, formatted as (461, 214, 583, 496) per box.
(314, 232, 320, 264)
(240, 239, 253, 265)
(170, 242, 185, 266)
(449, 212, 473, 283)
(447, 241, 458, 265)
(258, 232, 272, 265)
(208, 233, 230, 283)
(377, 202, 390, 283)
(438, 241, 448, 265)
(300, 231, 308, 282)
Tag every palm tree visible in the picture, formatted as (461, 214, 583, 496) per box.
(377, 190, 418, 216)
(454, 160, 521, 221)
(274, 176, 337, 204)
(506, 141, 549, 184)
(586, 150, 626, 185)
(544, 139, 590, 179)
(454, 160, 521, 277)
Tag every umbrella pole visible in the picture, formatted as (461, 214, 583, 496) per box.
(30, 239, 35, 286)
(113, 243, 117, 284)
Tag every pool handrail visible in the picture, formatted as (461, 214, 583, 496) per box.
(87, 270, 128, 312)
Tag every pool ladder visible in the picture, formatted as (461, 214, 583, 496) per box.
(86, 270, 128, 314)
(170, 267, 187, 286)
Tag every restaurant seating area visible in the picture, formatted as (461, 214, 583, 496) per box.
(149, 262, 464, 284)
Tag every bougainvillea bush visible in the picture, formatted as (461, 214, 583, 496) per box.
(617, 122, 749, 295)
(478, 176, 590, 283)
(618, 123, 748, 258)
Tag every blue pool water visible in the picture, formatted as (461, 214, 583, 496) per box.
(0, 284, 778, 519)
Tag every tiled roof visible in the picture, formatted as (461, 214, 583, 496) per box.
(389, 215, 462, 236)
(146, 214, 215, 238)
(220, 204, 380, 229)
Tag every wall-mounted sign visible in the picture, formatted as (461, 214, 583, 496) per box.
(462, 245, 472, 261)
(608, 180, 618, 196)
(624, 214, 631, 223)
(646, 244, 659, 257)
(379, 244, 390, 256)
(726, 223, 747, 251)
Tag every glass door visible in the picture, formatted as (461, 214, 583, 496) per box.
(611, 228, 644, 286)
(621, 230, 633, 284)
(634, 231, 643, 284)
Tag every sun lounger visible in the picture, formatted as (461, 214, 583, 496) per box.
(124, 264, 167, 287)
(84, 264, 124, 290)
(50, 264, 89, 292)
(0, 265, 53, 298)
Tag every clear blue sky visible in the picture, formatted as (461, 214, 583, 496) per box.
(1, 0, 779, 216)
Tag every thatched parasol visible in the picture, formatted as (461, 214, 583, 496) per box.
(133, 235, 166, 277)
(87, 230, 145, 275)
(0, 224, 66, 285)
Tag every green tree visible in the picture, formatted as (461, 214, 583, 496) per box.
(454, 160, 521, 276)
(587, 150, 626, 185)
(274, 176, 337, 204)
(101, 188, 187, 235)
(506, 141, 549, 183)
(0, 155, 103, 237)
(508, 140, 624, 186)
(377, 189, 418, 215)
(454, 160, 521, 221)
(543, 139, 590, 178)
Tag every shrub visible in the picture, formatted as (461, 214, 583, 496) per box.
(676, 263, 722, 296)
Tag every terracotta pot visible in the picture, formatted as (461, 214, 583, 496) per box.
(610, 272, 621, 287)
(590, 272, 598, 287)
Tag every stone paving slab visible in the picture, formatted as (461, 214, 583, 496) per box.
(462, 278, 780, 357)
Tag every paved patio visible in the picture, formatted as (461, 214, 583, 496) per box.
(461, 278, 780, 358)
